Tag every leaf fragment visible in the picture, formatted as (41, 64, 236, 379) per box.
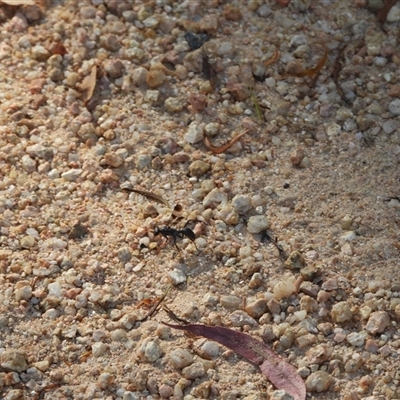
(163, 322, 306, 400)
(285, 42, 327, 88)
(121, 186, 170, 206)
(204, 129, 249, 154)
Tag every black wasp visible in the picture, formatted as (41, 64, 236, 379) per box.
(153, 204, 206, 252)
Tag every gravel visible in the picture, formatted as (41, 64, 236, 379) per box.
(1, 0, 400, 399)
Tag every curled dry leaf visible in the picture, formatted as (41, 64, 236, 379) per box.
(164, 322, 306, 400)
(264, 47, 280, 68)
(204, 129, 249, 154)
(284, 42, 327, 88)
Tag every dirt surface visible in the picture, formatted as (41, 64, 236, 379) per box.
(0, 0, 400, 399)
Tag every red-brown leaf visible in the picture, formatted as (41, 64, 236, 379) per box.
(163, 322, 306, 400)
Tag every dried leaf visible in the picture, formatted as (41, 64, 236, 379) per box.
(121, 186, 170, 206)
(204, 129, 249, 154)
(264, 47, 280, 67)
(285, 42, 327, 88)
(164, 322, 306, 400)
(78, 65, 97, 105)
(1, 0, 35, 4)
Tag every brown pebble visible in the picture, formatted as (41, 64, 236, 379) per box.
(103, 153, 124, 168)
(146, 70, 166, 88)
(365, 311, 390, 334)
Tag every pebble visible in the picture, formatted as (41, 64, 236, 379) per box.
(305, 370, 334, 392)
(232, 194, 252, 215)
(189, 160, 211, 177)
(185, 122, 204, 144)
(295, 333, 317, 349)
(136, 154, 152, 170)
(137, 338, 162, 362)
(331, 301, 353, 323)
(104, 59, 124, 78)
(365, 311, 390, 334)
(290, 147, 305, 165)
(169, 348, 193, 369)
(228, 310, 257, 327)
(20, 235, 35, 249)
(92, 342, 109, 357)
(0, 350, 28, 372)
(388, 99, 400, 116)
(244, 299, 268, 319)
(386, 3, 400, 22)
(182, 361, 205, 379)
(247, 215, 269, 234)
(203, 188, 228, 208)
(164, 97, 184, 112)
(104, 153, 124, 168)
(347, 331, 368, 347)
(146, 70, 166, 88)
(341, 231, 357, 241)
(273, 279, 296, 300)
(270, 390, 294, 400)
(285, 251, 305, 270)
(300, 295, 318, 313)
(61, 168, 82, 182)
(200, 341, 219, 358)
(169, 269, 187, 286)
(220, 295, 242, 310)
(26, 143, 54, 160)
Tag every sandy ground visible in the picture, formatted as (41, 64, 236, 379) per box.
(0, 0, 400, 399)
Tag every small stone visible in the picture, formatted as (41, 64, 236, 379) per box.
(20, 235, 35, 249)
(299, 156, 311, 168)
(300, 295, 318, 313)
(388, 99, 400, 116)
(15, 286, 32, 301)
(321, 278, 338, 291)
(388, 198, 400, 209)
(305, 370, 334, 392)
(232, 194, 252, 215)
(61, 169, 82, 182)
(26, 143, 54, 160)
(104, 59, 124, 78)
(136, 154, 152, 170)
(340, 231, 356, 241)
(145, 90, 159, 103)
(80, 6, 97, 19)
(146, 70, 166, 88)
(200, 341, 219, 358)
(104, 153, 124, 168)
(98, 372, 113, 390)
(92, 342, 109, 357)
(184, 123, 204, 144)
(270, 390, 294, 400)
(31, 45, 50, 61)
(290, 148, 305, 165)
(347, 331, 368, 347)
(306, 344, 332, 364)
(169, 348, 193, 369)
(229, 310, 257, 327)
(220, 295, 241, 310)
(182, 361, 205, 379)
(164, 97, 184, 112)
(244, 299, 268, 319)
(21, 154, 36, 173)
(295, 333, 317, 349)
(386, 3, 400, 22)
(273, 280, 296, 300)
(247, 215, 269, 234)
(267, 298, 281, 314)
(340, 215, 353, 230)
(1, 350, 28, 372)
(331, 301, 353, 323)
(203, 188, 228, 208)
(365, 311, 390, 334)
(189, 160, 211, 177)
(131, 66, 148, 85)
(169, 269, 187, 286)
(137, 338, 162, 362)
(285, 251, 305, 270)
